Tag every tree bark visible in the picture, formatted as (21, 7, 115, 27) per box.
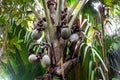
(35, 58, 78, 80)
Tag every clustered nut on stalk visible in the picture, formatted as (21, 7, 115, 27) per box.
(31, 29, 41, 40)
(28, 54, 39, 63)
(69, 33, 79, 43)
(41, 55, 51, 68)
(72, 24, 81, 33)
(61, 8, 68, 20)
(47, 0, 56, 10)
(31, 18, 46, 40)
(28, 42, 51, 68)
(61, 27, 71, 40)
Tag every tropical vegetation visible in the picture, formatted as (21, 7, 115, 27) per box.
(0, 0, 120, 80)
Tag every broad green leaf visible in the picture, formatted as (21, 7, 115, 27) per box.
(16, 19, 22, 26)
(8, 48, 16, 54)
(98, 67, 105, 80)
(23, 0, 30, 3)
(100, 0, 117, 7)
(88, 61, 93, 80)
(13, 27, 17, 36)
(79, 42, 85, 61)
(13, 43, 22, 51)
(17, 40, 24, 44)
(10, 37, 17, 44)
(24, 31, 31, 43)
(53, 77, 60, 80)
(92, 51, 96, 63)
(112, 78, 119, 80)
(21, 20, 28, 27)
(92, 48, 108, 72)
(82, 45, 91, 66)
(1, 57, 8, 64)
(18, 29, 24, 40)
(8, 27, 13, 33)
(91, 70, 94, 80)
(66, 48, 70, 55)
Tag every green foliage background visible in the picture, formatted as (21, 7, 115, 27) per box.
(0, 0, 120, 80)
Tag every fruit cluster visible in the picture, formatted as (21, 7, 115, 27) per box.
(31, 18, 46, 40)
(28, 0, 86, 79)
(28, 42, 51, 68)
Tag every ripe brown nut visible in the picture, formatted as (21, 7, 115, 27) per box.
(41, 55, 51, 68)
(70, 33, 79, 42)
(31, 29, 41, 40)
(28, 54, 38, 63)
(61, 28, 71, 40)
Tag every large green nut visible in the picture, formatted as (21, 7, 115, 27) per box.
(70, 33, 79, 43)
(61, 28, 71, 40)
(31, 29, 41, 40)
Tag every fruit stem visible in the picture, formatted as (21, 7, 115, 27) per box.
(101, 17, 109, 80)
(56, 0, 62, 25)
(42, 0, 54, 43)
(68, 0, 88, 29)
(62, 0, 65, 11)
(61, 57, 65, 80)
